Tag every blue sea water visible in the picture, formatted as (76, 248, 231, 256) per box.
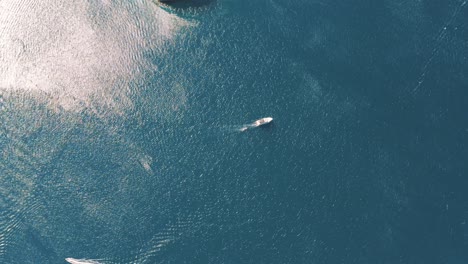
(1, 0, 468, 263)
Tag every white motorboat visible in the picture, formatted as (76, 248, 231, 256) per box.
(252, 117, 273, 127)
(239, 117, 273, 132)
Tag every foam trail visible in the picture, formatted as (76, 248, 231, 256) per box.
(238, 124, 256, 132)
(218, 124, 253, 132)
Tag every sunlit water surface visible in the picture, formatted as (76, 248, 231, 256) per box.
(1, 0, 468, 263)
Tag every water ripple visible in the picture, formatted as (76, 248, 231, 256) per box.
(0, 0, 191, 117)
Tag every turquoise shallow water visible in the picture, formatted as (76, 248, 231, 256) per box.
(1, 0, 468, 263)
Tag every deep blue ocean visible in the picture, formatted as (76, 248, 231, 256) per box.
(1, 0, 468, 263)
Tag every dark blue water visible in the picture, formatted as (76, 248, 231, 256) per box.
(1, 0, 468, 263)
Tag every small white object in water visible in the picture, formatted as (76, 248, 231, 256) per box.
(65, 258, 103, 264)
(239, 117, 273, 132)
(252, 117, 273, 127)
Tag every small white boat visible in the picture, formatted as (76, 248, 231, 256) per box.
(252, 117, 273, 127)
(239, 117, 273, 132)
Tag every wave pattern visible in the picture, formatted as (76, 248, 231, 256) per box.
(0, 0, 190, 115)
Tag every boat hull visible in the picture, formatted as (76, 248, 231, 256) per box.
(252, 117, 273, 127)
